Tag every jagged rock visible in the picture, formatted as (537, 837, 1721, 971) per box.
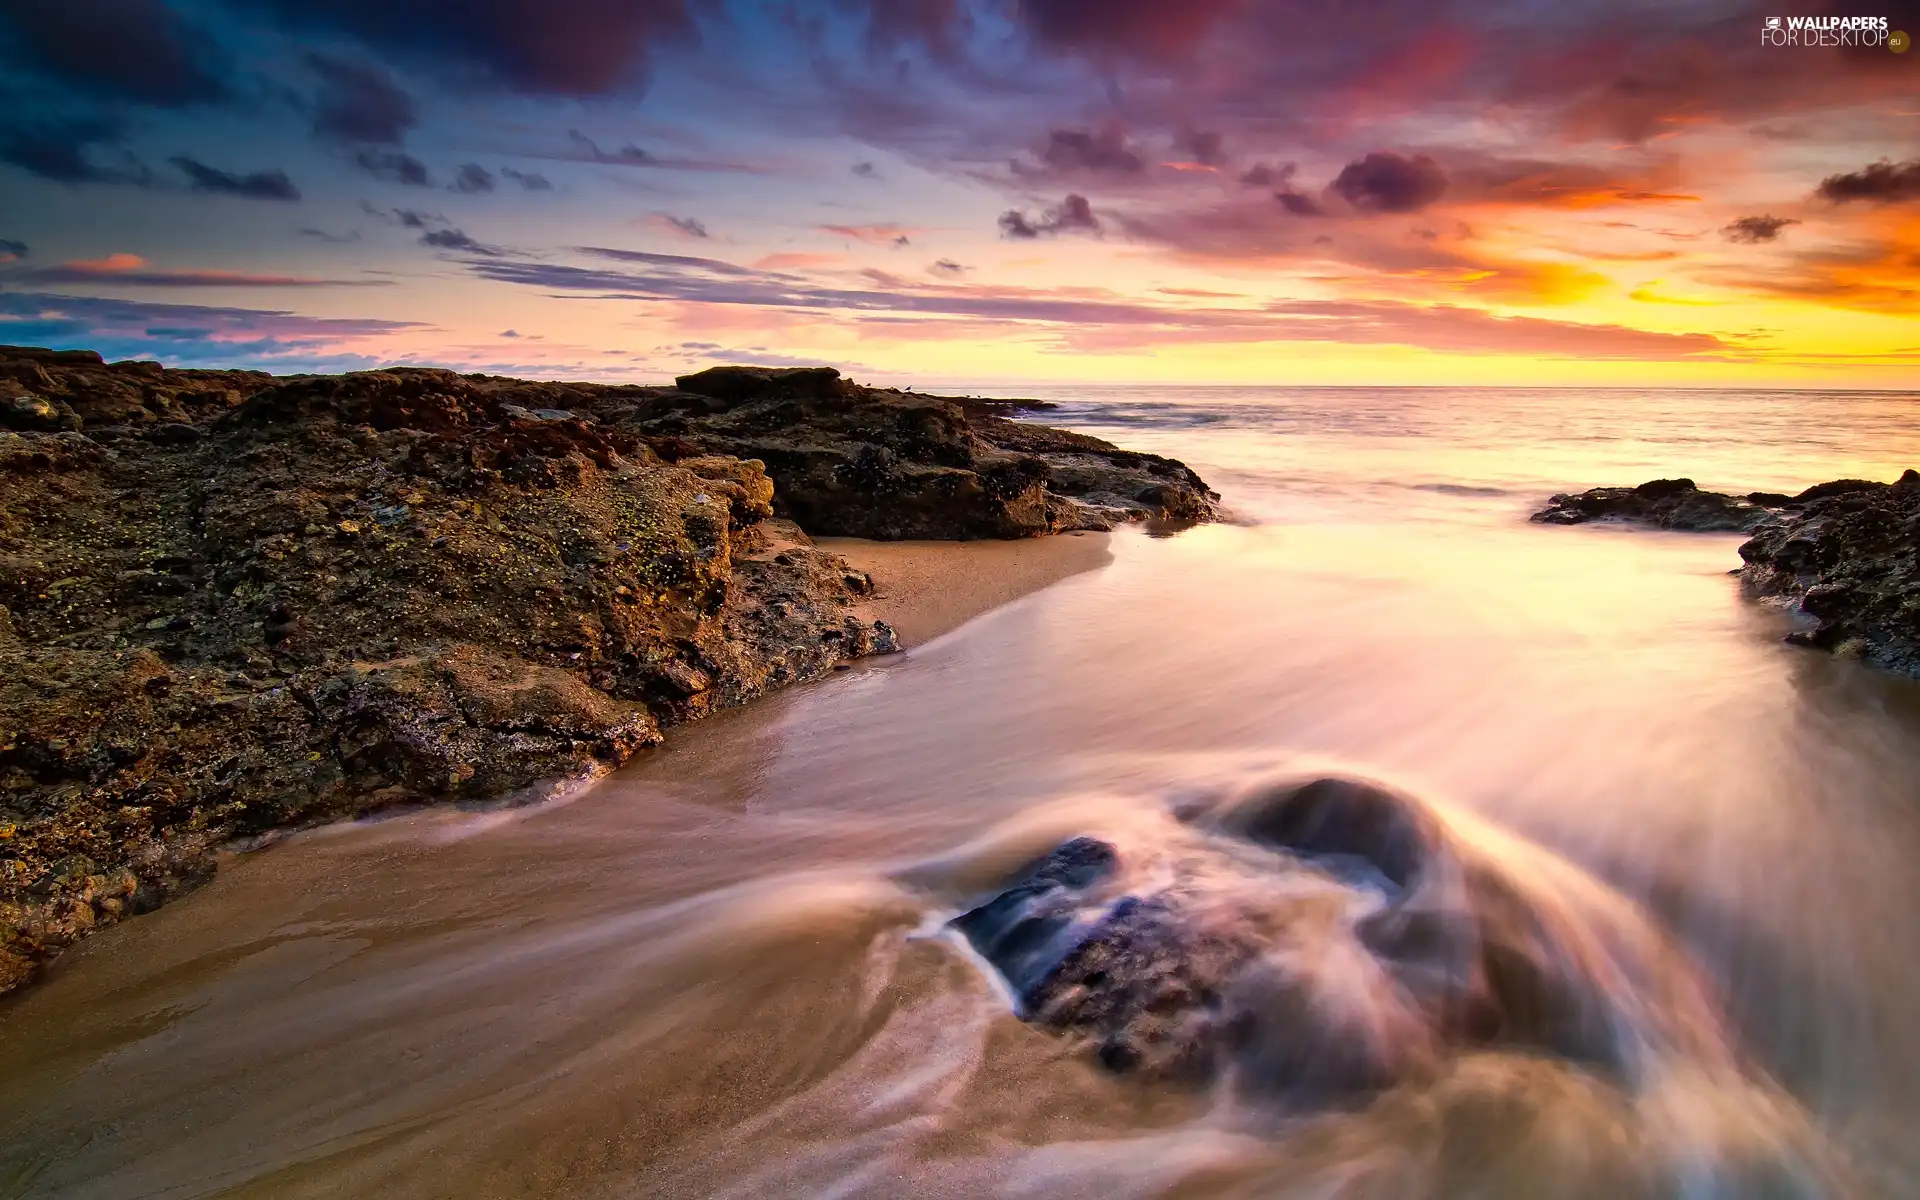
(0, 345, 1213, 994)
(632, 372, 1217, 538)
(1531, 478, 1785, 531)
(1739, 469, 1920, 677)
(954, 776, 1718, 1103)
(1535, 469, 1920, 679)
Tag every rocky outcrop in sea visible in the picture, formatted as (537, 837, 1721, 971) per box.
(953, 775, 1739, 1104)
(1534, 471, 1920, 678)
(0, 348, 1217, 994)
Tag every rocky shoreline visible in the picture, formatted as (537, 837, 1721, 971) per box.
(0, 348, 1218, 995)
(1534, 473, 1920, 678)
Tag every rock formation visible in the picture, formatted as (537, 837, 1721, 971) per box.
(1530, 478, 1789, 532)
(0, 347, 1217, 994)
(1739, 470, 1920, 677)
(1533, 471, 1920, 679)
(953, 776, 1732, 1103)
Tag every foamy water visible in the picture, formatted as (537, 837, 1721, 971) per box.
(1, 386, 1917, 1198)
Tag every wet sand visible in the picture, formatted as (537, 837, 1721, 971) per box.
(825, 531, 1113, 647)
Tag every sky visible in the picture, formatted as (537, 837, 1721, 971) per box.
(0, 0, 1917, 387)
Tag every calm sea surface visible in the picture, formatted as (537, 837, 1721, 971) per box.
(2, 387, 1918, 1198)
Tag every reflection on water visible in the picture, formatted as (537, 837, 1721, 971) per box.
(1, 387, 1917, 1198)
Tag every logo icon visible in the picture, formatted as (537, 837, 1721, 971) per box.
(1766, 16, 1781, 28)
(1893, 29, 1911, 52)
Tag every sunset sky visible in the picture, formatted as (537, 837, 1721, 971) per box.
(1, 0, 1917, 386)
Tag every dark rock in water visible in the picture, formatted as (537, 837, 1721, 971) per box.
(624, 371, 1218, 539)
(953, 776, 1707, 1103)
(1531, 478, 1785, 532)
(1534, 468, 1920, 679)
(1739, 469, 1920, 679)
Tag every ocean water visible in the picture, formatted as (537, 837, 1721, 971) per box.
(2, 386, 1918, 1199)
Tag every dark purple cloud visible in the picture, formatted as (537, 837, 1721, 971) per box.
(0, 0, 226, 107)
(1816, 158, 1920, 205)
(0, 116, 149, 185)
(929, 259, 969, 277)
(1330, 151, 1447, 214)
(452, 163, 496, 193)
(1037, 126, 1144, 175)
(356, 149, 432, 186)
(999, 193, 1099, 238)
(420, 227, 500, 255)
(1722, 214, 1797, 244)
(1017, 0, 1241, 59)
(0, 239, 28, 262)
(658, 214, 710, 238)
(171, 155, 301, 201)
(1275, 189, 1323, 216)
(307, 54, 418, 145)
(232, 0, 699, 96)
(1175, 129, 1227, 167)
(547, 129, 763, 174)
(1239, 163, 1291, 187)
(500, 166, 553, 191)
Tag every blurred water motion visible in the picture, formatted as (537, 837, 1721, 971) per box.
(1, 386, 1917, 1198)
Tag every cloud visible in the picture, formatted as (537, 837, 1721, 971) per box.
(0, 239, 27, 263)
(1722, 215, 1798, 244)
(1816, 158, 1920, 205)
(1034, 125, 1144, 175)
(420, 228, 500, 255)
(929, 259, 969, 277)
(299, 227, 361, 243)
(999, 194, 1099, 238)
(1239, 162, 1293, 188)
(1173, 129, 1227, 169)
(23, 252, 391, 287)
(500, 166, 553, 191)
(552, 129, 763, 174)
(307, 54, 417, 146)
(751, 252, 845, 269)
(0, 0, 226, 107)
(171, 156, 301, 201)
(646, 213, 710, 239)
(460, 244, 1730, 360)
(452, 163, 496, 193)
(500, 329, 520, 337)
(0, 116, 149, 185)
(821, 223, 919, 246)
(1330, 151, 1447, 214)
(1275, 189, 1323, 216)
(229, 0, 700, 95)
(1017, 0, 1241, 60)
(0, 290, 421, 372)
(852, 161, 879, 178)
(356, 149, 432, 186)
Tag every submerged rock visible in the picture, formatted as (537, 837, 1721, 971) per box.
(1739, 469, 1920, 678)
(953, 776, 1724, 1104)
(0, 347, 1204, 995)
(1530, 478, 1786, 532)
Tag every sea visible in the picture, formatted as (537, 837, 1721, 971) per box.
(2, 385, 1917, 1199)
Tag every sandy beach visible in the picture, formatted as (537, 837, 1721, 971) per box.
(825, 531, 1115, 647)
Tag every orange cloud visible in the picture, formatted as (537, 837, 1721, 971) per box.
(63, 253, 149, 273)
